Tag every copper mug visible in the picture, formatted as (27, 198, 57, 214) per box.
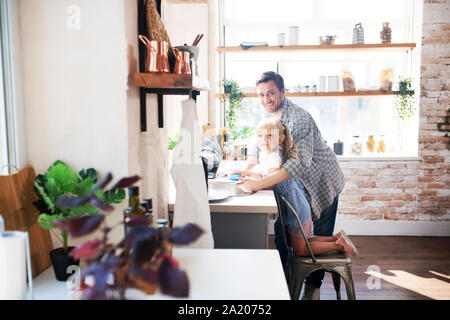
(138, 35, 170, 73)
(173, 48, 191, 75)
(158, 41, 170, 73)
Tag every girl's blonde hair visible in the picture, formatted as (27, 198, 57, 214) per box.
(257, 117, 298, 166)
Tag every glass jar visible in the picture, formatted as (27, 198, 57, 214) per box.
(350, 136, 362, 156)
(366, 135, 376, 154)
(377, 135, 386, 154)
(223, 141, 234, 160)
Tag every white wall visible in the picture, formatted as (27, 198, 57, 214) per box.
(165, 3, 210, 136)
(19, 0, 131, 246)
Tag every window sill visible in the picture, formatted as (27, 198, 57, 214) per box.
(337, 156, 421, 162)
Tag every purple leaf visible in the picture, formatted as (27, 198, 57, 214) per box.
(123, 226, 158, 247)
(132, 238, 159, 265)
(126, 265, 158, 284)
(125, 216, 152, 227)
(56, 196, 89, 208)
(70, 238, 102, 260)
(52, 214, 104, 238)
(81, 257, 119, 293)
(158, 258, 189, 297)
(81, 287, 108, 300)
(93, 172, 113, 191)
(109, 175, 141, 191)
(89, 196, 114, 212)
(166, 223, 204, 245)
(123, 226, 159, 265)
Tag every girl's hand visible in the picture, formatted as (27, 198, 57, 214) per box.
(238, 177, 262, 193)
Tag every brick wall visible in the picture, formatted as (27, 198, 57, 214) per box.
(338, 0, 450, 222)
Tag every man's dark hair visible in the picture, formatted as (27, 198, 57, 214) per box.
(256, 71, 285, 91)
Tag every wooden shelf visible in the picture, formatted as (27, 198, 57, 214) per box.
(217, 43, 416, 53)
(133, 73, 208, 91)
(217, 90, 399, 98)
(133, 73, 193, 89)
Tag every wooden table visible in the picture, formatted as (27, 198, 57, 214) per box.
(169, 190, 278, 249)
(32, 248, 290, 300)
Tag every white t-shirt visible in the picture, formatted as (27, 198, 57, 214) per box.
(259, 150, 281, 176)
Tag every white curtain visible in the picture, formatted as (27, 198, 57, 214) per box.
(171, 98, 214, 248)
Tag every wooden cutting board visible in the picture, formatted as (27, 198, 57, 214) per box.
(0, 167, 53, 277)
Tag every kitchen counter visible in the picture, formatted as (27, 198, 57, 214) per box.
(169, 183, 278, 249)
(32, 248, 290, 300)
(169, 189, 278, 214)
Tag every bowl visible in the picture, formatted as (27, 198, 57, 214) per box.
(319, 36, 336, 45)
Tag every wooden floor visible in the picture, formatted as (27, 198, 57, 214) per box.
(268, 235, 450, 300)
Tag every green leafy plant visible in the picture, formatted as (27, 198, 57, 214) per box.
(219, 79, 243, 140)
(54, 172, 204, 300)
(394, 77, 416, 120)
(168, 131, 179, 150)
(236, 126, 256, 140)
(33, 160, 126, 253)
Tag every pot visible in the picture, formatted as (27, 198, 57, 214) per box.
(50, 247, 80, 281)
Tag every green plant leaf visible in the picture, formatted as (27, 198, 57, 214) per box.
(394, 77, 415, 120)
(103, 189, 126, 205)
(46, 162, 78, 201)
(37, 213, 62, 230)
(34, 181, 56, 213)
(168, 131, 179, 150)
(74, 177, 96, 197)
(70, 203, 99, 216)
(78, 168, 98, 184)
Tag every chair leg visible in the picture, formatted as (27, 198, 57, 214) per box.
(331, 271, 341, 300)
(335, 266, 356, 300)
(289, 276, 303, 300)
(284, 263, 292, 284)
(288, 268, 310, 300)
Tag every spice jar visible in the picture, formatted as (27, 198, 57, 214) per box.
(350, 136, 362, 156)
(366, 135, 376, 154)
(377, 135, 386, 153)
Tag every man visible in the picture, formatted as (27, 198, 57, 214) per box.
(240, 71, 345, 300)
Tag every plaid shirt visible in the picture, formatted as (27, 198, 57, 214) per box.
(280, 98, 345, 221)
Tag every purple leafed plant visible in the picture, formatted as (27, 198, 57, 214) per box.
(54, 173, 203, 300)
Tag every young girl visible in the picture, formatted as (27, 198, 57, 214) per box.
(234, 117, 297, 180)
(233, 118, 358, 257)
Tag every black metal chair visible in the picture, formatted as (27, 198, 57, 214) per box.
(274, 192, 356, 300)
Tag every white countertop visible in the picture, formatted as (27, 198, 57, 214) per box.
(33, 248, 290, 300)
(169, 189, 278, 214)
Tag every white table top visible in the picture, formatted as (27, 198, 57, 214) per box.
(33, 248, 290, 300)
(169, 188, 278, 214)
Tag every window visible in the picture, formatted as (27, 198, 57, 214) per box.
(217, 0, 421, 157)
(0, 0, 17, 174)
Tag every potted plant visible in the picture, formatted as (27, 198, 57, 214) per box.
(54, 172, 204, 299)
(393, 77, 415, 120)
(33, 160, 126, 281)
(218, 79, 243, 140)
